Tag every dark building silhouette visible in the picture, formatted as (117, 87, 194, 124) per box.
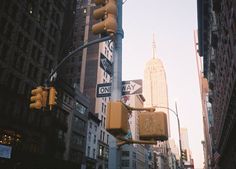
(0, 0, 89, 168)
(198, 0, 236, 168)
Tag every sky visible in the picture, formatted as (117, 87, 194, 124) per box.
(122, 0, 204, 168)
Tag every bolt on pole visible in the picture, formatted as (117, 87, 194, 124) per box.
(111, 0, 123, 101)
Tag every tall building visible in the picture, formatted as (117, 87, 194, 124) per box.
(0, 0, 92, 168)
(194, 30, 213, 169)
(180, 128, 194, 169)
(62, 0, 114, 168)
(143, 39, 170, 134)
(143, 39, 170, 169)
(197, 0, 236, 168)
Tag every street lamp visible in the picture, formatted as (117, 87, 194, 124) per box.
(154, 102, 184, 169)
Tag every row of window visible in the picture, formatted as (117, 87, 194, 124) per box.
(88, 131, 97, 144)
(87, 146, 96, 159)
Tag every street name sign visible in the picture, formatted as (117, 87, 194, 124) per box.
(96, 79, 142, 97)
(100, 53, 112, 76)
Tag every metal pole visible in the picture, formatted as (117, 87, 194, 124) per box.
(175, 102, 183, 169)
(47, 36, 111, 82)
(111, 0, 123, 101)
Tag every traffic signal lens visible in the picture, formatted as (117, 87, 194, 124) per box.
(29, 87, 43, 110)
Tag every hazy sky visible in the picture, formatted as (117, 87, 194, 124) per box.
(122, 0, 204, 168)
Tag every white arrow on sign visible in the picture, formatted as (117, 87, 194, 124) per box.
(122, 81, 142, 94)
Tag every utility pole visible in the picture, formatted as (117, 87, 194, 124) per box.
(176, 102, 184, 169)
(111, 0, 123, 101)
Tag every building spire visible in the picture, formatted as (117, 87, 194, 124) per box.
(152, 33, 157, 59)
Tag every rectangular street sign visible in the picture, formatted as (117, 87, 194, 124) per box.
(96, 79, 142, 97)
(100, 53, 112, 76)
(0, 144, 12, 159)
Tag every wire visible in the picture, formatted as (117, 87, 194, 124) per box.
(122, 0, 128, 4)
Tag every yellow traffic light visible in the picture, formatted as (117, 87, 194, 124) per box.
(92, 0, 117, 36)
(49, 87, 57, 110)
(42, 90, 48, 108)
(139, 111, 168, 141)
(30, 87, 43, 109)
(106, 101, 129, 136)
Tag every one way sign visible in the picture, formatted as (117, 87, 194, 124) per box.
(96, 79, 142, 97)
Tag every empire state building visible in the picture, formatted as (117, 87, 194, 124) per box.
(143, 39, 170, 133)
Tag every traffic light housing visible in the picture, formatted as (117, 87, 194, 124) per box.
(49, 87, 57, 110)
(92, 0, 117, 36)
(42, 89, 48, 108)
(106, 101, 129, 136)
(139, 111, 168, 141)
(181, 149, 188, 161)
(30, 87, 43, 109)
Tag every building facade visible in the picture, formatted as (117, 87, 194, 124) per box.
(0, 0, 91, 168)
(197, 0, 236, 168)
(86, 112, 100, 169)
(61, 1, 114, 168)
(194, 30, 213, 169)
(56, 80, 90, 168)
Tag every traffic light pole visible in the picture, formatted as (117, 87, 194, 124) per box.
(111, 0, 123, 101)
(155, 103, 184, 169)
(175, 103, 184, 169)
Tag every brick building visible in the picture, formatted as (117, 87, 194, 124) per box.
(198, 0, 236, 168)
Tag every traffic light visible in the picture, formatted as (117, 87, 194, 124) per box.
(49, 87, 57, 110)
(139, 111, 168, 141)
(181, 149, 188, 161)
(106, 101, 129, 136)
(30, 86, 43, 109)
(42, 89, 48, 108)
(92, 0, 117, 36)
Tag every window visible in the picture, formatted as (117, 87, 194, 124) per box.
(100, 130, 102, 140)
(121, 160, 129, 167)
(71, 133, 84, 146)
(75, 102, 86, 114)
(122, 151, 129, 157)
(103, 117, 105, 128)
(101, 115, 103, 127)
(88, 132, 91, 142)
(99, 145, 103, 157)
(107, 135, 109, 144)
(93, 135, 96, 144)
(93, 148, 96, 159)
(74, 116, 85, 130)
(87, 146, 90, 157)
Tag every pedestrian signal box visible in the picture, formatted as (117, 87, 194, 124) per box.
(139, 111, 168, 141)
(106, 101, 129, 136)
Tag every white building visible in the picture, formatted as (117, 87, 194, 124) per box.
(180, 128, 194, 168)
(86, 112, 101, 168)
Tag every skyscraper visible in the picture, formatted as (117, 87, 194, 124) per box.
(143, 38, 170, 169)
(143, 39, 169, 128)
